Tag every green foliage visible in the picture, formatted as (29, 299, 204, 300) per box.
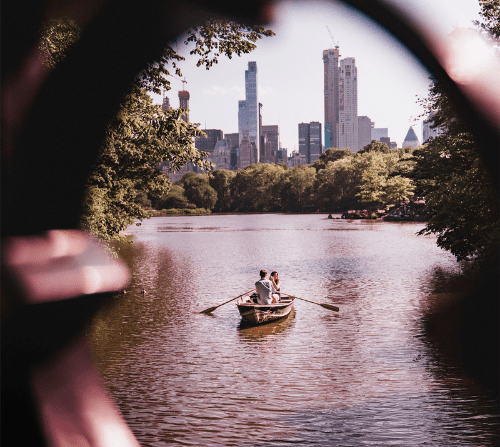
(38, 17, 80, 68)
(280, 166, 317, 212)
(79, 87, 209, 242)
(474, 0, 500, 39)
(160, 208, 210, 215)
(209, 169, 236, 212)
(156, 184, 191, 209)
(313, 148, 353, 171)
(183, 174, 218, 210)
(185, 19, 275, 69)
(410, 0, 500, 263)
(358, 140, 391, 155)
(384, 175, 415, 204)
(409, 131, 499, 261)
(133, 21, 275, 95)
(230, 163, 287, 212)
(315, 158, 359, 210)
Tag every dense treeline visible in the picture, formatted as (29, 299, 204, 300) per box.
(145, 141, 417, 216)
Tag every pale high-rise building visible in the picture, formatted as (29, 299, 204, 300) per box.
(209, 140, 232, 171)
(238, 62, 259, 163)
(298, 123, 310, 161)
(358, 116, 374, 151)
(162, 95, 171, 110)
(324, 48, 358, 151)
(338, 58, 358, 151)
(309, 122, 322, 163)
(261, 125, 279, 164)
(288, 151, 307, 167)
(371, 127, 388, 141)
(323, 47, 340, 149)
(422, 112, 444, 142)
(238, 131, 256, 169)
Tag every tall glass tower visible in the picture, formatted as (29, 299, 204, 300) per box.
(238, 62, 259, 165)
(324, 47, 358, 152)
(338, 57, 358, 151)
(323, 47, 340, 149)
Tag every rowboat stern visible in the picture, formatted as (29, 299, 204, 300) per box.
(236, 294, 295, 325)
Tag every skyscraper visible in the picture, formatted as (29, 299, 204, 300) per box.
(309, 122, 322, 163)
(324, 47, 358, 152)
(238, 62, 259, 163)
(162, 95, 171, 110)
(371, 127, 388, 141)
(298, 122, 310, 161)
(338, 57, 358, 151)
(402, 126, 420, 148)
(358, 116, 374, 151)
(298, 122, 322, 164)
(178, 90, 190, 122)
(323, 47, 340, 150)
(261, 125, 279, 164)
(422, 111, 444, 142)
(195, 129, 223, 154)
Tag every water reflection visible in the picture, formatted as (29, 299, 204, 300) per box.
(88, 215, 498, 446)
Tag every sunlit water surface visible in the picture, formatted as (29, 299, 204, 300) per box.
(88, 214, 499, 446)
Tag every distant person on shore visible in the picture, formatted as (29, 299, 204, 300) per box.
(255, 269, 279, 304)
(270, 271, 281, 297)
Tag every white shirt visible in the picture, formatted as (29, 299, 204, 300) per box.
(255, 278, 276, 305)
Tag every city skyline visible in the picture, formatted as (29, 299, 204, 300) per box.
(154, 0, 480, 152)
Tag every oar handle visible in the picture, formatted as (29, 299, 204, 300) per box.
(200, 288, 256, 314)
(217, 288, 256, 308)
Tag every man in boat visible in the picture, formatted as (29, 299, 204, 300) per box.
(254, 269, 280, 304)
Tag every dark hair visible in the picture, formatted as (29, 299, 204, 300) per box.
(260, 269, 267, 278)
(271, 271, 278, 277)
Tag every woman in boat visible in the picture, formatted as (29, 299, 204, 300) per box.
(270, 271, 281, 298)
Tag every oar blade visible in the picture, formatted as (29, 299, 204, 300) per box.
(200, 306, 217, 314)
(320, 303, 339, 312)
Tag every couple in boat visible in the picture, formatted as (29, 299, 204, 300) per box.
(254, 269, 281, 304)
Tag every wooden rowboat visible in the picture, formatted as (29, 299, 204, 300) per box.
(236, 293, 295, 325)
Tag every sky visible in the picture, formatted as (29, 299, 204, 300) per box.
(152, 0, 481, 152)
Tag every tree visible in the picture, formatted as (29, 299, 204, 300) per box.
(384, 175, 415, 204)
(39, 18, 274, 241)
(409, 132, 498, 261)
(280, 166, 317, 212)
(356, 165, 387, 214)
(312, 148, 353, 171)
(183, 174, 218, 210)
(156, 184, 191, 210)
(39, 18, 81, 68)
(358, 140, 391, 155)
(79, 88, 208, 241)
(315, 158, 358, 210)
(230, 163, 286, 212)
(209, 169, 236, 212)
(354, 151, 413, 214)
(474, 0, 500, 39)
(407, 0, 499, 261)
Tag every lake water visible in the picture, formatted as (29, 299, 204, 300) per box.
(88, 214, 499, 446)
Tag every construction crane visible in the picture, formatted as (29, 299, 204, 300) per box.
(326, 25, 339, 49)
(163, 75, 187, 99)
(167, 74, 188, 90)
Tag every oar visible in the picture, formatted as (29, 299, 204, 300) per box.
(283, 293, 339, 312)
(200, 288, 256, 314)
